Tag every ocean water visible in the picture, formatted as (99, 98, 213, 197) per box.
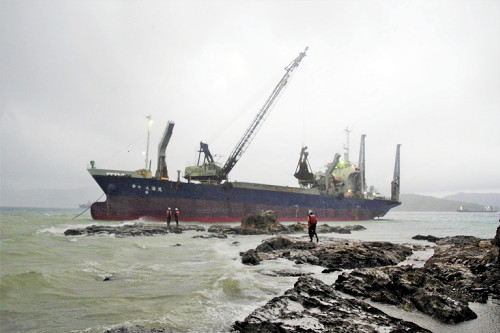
(1, 208, 499, 333)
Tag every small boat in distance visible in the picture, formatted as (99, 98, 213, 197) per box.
(457, 205, 498, 213)
(78, 201, 92, 209)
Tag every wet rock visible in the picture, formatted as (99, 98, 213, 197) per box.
(208, 212, 366, 236)
(207, 225, 237, 234)
(241, 249, 260, 265)
(493, 225, 500, 264)
(412, 235, 443, 242)
(290, 222, 366, 234)
(335, 265, 477, 324)
(260, 269, 313, 277)
(240, 210, 289, 234)
(233, 276, 431, 332)
(104, 325, 167, 333)
(64, 228, 85, 236)
(493, 225, 500, 248)
(240, 236, 412, 269)
(64, 223, 204, 237)
(192, 233, 228, 239)
(424, 235, 500, 301)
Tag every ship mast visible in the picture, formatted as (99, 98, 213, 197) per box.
(391, 144, 401, 201)
(358, 134, 367, 194)
(343, 127, 351, 163)
(145, 115, 153, 170)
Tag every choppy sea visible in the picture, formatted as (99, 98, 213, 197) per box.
(1, 208, 499, 333)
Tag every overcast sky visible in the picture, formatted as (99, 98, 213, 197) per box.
(1, 0, 499, 199)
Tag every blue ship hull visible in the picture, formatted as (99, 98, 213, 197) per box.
(89, 175, 401, 222)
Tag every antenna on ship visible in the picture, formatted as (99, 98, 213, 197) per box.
(145, 115, 153, 170)
(358, 134, 367, 195)
(343, 127, 351, 163)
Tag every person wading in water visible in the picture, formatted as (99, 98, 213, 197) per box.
(307, 210, 318, 242)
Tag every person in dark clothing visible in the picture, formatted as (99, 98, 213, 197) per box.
(174, 208, 180, 226)
(166, 207, 172, 227)
(307, 210, 318, 242)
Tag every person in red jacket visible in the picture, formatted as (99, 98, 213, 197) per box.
(166, 207, 172, 227)
(174, 208, 180, 226)
(307, 210, 318, 242)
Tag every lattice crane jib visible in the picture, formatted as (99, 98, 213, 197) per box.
(219, 47, 309, 182)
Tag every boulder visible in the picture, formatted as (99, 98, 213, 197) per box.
(424, 235, 500, 301)
(233, 276, 431, 332)
(240, 236, 412, 269)
(335, 265, 477, 324)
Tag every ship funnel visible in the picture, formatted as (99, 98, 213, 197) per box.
(391, 144, 401, 201)
(156, 121, 175, 180)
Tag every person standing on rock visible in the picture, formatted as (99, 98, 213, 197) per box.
(166, 207, 172, 227)
(174, 208, 180, 226)
(307, 210, 318, 242)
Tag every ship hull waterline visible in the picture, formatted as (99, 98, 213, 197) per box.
(89, 175, 400, 222)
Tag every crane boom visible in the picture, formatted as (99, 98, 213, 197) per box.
(219, 47, 308, 182)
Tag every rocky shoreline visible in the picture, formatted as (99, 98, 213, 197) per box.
(64, 211, 366, 237)
(66, 212, 500, 332)
(234, 228, 500, 331)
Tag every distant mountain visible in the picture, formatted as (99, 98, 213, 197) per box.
(0, 186, 103, 209)
(442, 193, 500, 208)
(393, 193, 497, 212)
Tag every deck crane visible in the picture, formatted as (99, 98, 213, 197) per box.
(218, 47, 308, 182)
(184, 47, 308, 184)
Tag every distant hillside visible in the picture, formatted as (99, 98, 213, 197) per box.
(442, 193, 500, 208)
(393, 193, 496, 212)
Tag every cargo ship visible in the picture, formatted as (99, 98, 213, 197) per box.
(87, 48, 402, 222)
(457, 206, 497, 213)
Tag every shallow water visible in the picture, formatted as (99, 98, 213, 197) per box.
(1, 208, 499, 332)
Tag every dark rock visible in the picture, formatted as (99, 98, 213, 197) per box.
(192, 233, 228, 239)
(493, 226, 500, 264)
(412, 235, 443, 242)
(289, 222, 367, 234)
(335, 265, 477, 324)
(104, 325, 166, 333)
(65, 223, 206, 237)
(233, 276, 431, 332)
(240, 210, 288, 233)
(241, 236, 412, 270)
(208, 212, 367, 236)
(260, 269, 313, 277)
(424, 235, 500, 301)
(207, 225, 236, 234)
(64, 229, 84, 236)
(241, 249, 261, 265)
